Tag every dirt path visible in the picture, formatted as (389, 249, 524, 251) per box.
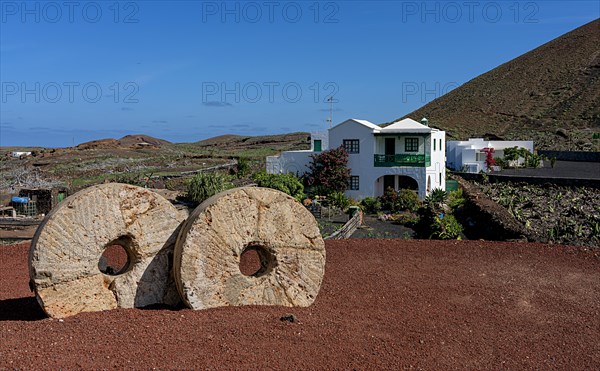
(1, 241, 599, 369)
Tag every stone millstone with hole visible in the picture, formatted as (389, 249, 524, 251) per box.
(28, 183, 185, 318)
(174, 187, 326, 310)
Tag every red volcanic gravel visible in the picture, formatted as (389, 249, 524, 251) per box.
(100, 244, 129, 273)
(1, 240, 599, 369)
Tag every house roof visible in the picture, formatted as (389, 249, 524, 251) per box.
(332, 117, 439, 134)
(330, 118, 380, 132)
(379, 118, 432, 133)
(349, 119, 381, 130)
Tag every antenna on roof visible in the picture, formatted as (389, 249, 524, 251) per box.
(326, 96, 334, 129)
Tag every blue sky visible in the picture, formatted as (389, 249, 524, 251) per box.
(0, 1, 598, 147)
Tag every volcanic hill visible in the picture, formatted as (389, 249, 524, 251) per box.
(394, 19, 600, 150)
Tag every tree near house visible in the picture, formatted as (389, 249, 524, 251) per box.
(306, 146, 351, 194)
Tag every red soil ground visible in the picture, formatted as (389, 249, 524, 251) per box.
(1, 240, 599, 369)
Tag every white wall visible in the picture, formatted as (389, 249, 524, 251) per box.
(428, 130, 446, 192)
(266, 150, 313, 177)
(311, 131, 329, 151)
(266, 131, 328, 176)
(329, 120, 377, 199)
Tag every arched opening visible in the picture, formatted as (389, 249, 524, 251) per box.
(397, 175, 418, 191)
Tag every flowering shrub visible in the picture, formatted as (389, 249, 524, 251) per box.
(483, 148, 497, 170)
(380, 187, 398, 211)
(378, 213, 393, 221)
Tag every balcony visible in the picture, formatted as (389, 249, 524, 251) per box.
(374, 154, 431, 167)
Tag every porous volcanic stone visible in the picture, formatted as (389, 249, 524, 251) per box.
(174, 187, 326, 310)
(29, 183, 185, 318)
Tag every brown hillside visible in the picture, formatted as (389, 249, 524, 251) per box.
(191, 132, 310, 151)
(76, 138, 121, 150)
(395, 19, 600, 150)
(118, 134, 171, 147)
(76, 135, 170, 149)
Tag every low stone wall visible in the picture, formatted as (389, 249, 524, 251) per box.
(457, 172, 600, 189)
(539, 150, 600, 162)
(325, 210, 363, 240)
(454, 177, 528, 241)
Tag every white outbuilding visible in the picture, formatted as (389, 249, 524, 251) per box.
(446, 138, 534, 173)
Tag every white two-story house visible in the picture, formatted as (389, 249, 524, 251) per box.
(266, 117, 446, 200)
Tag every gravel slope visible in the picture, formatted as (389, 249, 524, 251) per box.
(1, 241, 599, 369)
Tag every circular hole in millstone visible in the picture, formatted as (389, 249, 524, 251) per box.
(239, 244, 276, 277)
(98, 236, 134, 276)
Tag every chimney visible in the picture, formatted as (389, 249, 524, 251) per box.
(421, 117, 429, 127)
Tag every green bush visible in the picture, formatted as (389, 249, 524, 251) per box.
(395, 189, 420, 212)
(494, 157, 508, 168)
(253, 171, 304, 201)
(430, 214, 463, 240)
(186, 172, 233, 203)
(235, 157, 251, 178)
(360, 196, 382, 214)
(328, 191, 350, 210)
(526, 153, 542, 168)
(447, 188, 467, 210)
(381, 188, 420, 213)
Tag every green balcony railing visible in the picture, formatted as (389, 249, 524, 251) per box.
(374, 154, 431, 167)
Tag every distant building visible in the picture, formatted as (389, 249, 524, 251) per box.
(446, 138, 534, 173)
(267, 118, 446, 200)
(12, 151, 32, 158)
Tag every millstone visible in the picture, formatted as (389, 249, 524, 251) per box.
(174, 187, 326, 310)
(29, 183, 185, 318)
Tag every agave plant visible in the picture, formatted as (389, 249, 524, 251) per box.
(425, 188, 449, 211)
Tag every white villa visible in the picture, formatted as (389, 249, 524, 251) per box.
(266, 118, 446, 200)
(446, 138, 534, 173)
